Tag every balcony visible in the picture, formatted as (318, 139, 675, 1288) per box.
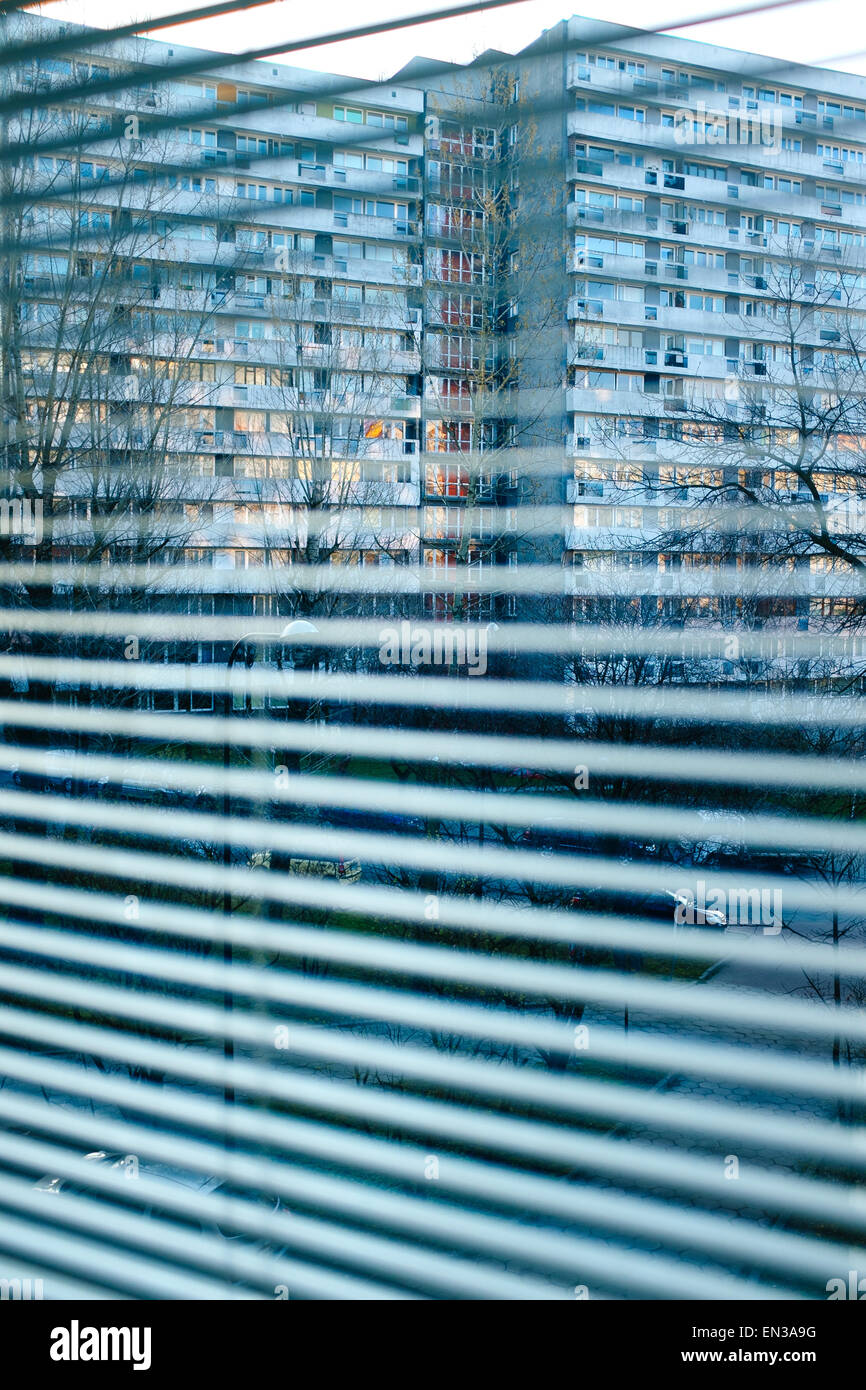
(567, 298, 605, 321)
(574, 158, 606, 177)
(568, 205, 655, 240)
(573, 342, 606, 362)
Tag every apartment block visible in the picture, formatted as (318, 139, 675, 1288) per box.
(530, 19, 866, 629)
(5, 12, 866, 659)
(3, 14, 426, 668)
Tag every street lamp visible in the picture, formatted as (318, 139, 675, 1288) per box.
(221, 620, 320, 1126)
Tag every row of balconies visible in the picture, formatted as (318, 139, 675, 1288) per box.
(220, 110, 422, 155)
(569, 198, 866, 258)
(567, 298, 734, 331)
(566, 295, 865, 343)
(567, 478, 800, 504)
(27, 264, 414, 319)
(58, 467, 421, 497)
(567, 386, 709, 414)
(18, 309, 419, 365)
(138, 215, 420, 265)
(566, 92, 866, 145)
(572, 252, 734, 294)
(105, 95, 425, 151)
(40, 418, 422, 456)
(568, 69, 866, 148)
(570, 345, 848, 382)
(210, 299, 418, 341)
(565, 479, 850, 507)
(230, 373, 422, 408)
(54, 521, 423, 551)
(566, 432, 866, 471)
(568, 166, 866, 231)
(21, 278, 416, 335)
(135, 138, 423, 200)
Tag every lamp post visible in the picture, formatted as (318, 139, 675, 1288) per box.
(221, 620, 320, 1126)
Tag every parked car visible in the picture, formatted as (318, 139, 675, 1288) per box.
(250, 847, 362, 882)
(16, 749, 109, 798)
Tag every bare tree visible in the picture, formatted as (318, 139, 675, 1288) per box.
(232, 262, 420, 631)
(587, 233, 866, 633)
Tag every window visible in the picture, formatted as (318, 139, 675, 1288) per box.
(234, 411, 266, 433)
(684, 205, 726, 226)
(659, 291, 723, 312)
(333, 238, 363, 261)
(575, 52, 645, 76)
(818, 142, 866, 163)
(366, 110, 409, 132)
(77, 210, 110, 232)
(763, 175, 802, 194)
(771, 219, 801, 238)
(682, 160, 727, 181)
(433, 378, 467, 408)
(426, 421, 472, 452)
(333, 194, 409, 220)
(817, 183, 865, 206)
(744, 86, 802, 109)
(440, 125, 496, 159)
(236, 135, 269, 156)
(576, 235, 644, 260)
(236, 227, 267, 248)
(438, 336, 478, 370)
(334, 106, 408, 131)
(683, 249, 724, 268)
(335, 150, 408, 174)
(819, 99, 866, 121)
(437, 250, 484, 283)
(425, 463, 469, 497)
(180, 128, 217, 147)
(575, 98, 645, 121)
(575, 186, 614, 210)
(663, 67, 724, 91)
(172, 79, 217, 104)
(153, 219, 216, 241)
(812, 226, 838, 246)
(439, 295, 482, 329)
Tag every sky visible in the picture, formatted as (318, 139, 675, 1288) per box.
(26, 0, 866, 83)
